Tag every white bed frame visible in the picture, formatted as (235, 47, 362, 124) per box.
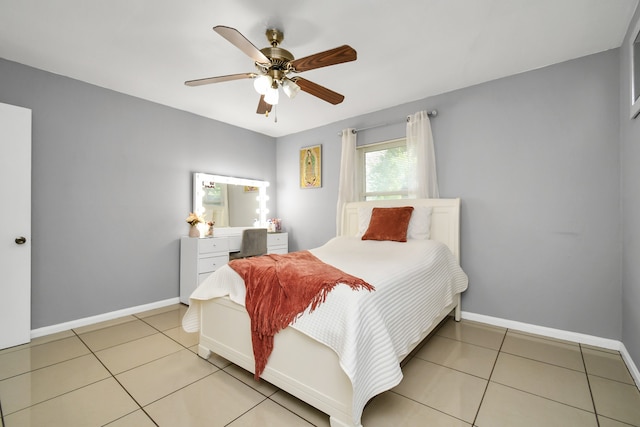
(197, 198, 462, 427)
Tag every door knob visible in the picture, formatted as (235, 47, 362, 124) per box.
(15, 236, 26, 244)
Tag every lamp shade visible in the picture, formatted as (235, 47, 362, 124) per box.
(264, 86, 279, 105)
(282, 78, 300, 99)
(253, 75, 272, 95)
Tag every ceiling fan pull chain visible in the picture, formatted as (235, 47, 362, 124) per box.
(274, 105, 278, 123)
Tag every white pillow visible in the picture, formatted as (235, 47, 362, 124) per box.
(356, 207, 373, 238)
(407, 206, 432, 240)
(357, 205, 432, 240)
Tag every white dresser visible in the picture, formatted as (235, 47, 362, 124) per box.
(179, 237, 229, 304)
(267, 232, 288, 254)
(180, 231, 288, 304)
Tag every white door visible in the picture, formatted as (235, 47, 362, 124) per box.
(0, 102, 31, 349)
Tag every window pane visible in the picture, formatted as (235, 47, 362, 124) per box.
(364, 145, 408, 194)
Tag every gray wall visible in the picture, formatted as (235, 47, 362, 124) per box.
(278, 49, 622, 340)
(0, 58, 277, 329)
(620, 8, 640, 366)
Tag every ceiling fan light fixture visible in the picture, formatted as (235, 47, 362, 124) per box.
(253, 75, 272, 95)
(282, 78, 300, 99)
(264, 85, 279, 105)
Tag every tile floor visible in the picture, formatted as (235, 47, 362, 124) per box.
(1, 303, 639, 427)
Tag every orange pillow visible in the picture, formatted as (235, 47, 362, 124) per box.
(361, 206, 414, 242)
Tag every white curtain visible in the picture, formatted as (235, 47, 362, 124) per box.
(336, 128, 357, 235)
(406, 111, 439, 198)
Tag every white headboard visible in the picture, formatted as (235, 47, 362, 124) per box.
(341, 198, 461, 262)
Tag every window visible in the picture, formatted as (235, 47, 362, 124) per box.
(357, 138, 409, 200)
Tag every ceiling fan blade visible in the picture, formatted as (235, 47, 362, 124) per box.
(290, 45, 357, 73)
(291, 77, 345, 105)
(185, 73, 256, 87)
(213, 26, 271, 65)
(256, 95, 273, 115)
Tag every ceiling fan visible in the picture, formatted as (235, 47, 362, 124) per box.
(185, 26, 357, 116)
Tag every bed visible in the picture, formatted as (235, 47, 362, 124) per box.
(182, 198, 467, 427)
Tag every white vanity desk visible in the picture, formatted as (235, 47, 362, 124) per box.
(179, 227, 288, 305)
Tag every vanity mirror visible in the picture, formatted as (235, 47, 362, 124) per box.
(193, 173, 269, 228)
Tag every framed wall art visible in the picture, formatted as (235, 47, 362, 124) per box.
(300, 144, 322, 188)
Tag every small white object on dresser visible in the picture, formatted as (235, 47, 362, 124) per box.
(179, 236, 230, 305)
(267, 232, 288, 254)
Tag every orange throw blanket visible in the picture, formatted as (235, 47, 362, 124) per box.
(228, 250, 374, 380)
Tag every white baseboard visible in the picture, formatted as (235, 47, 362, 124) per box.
(461, 311, 640, 389)
(620, 343, 640, 389)
(30, 297, 181, 339)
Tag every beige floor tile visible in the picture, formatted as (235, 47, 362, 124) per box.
(491, 353, 594, 411)
(501, 331, 584, 371)
(598, 415, 638, 427)
(144, 371, 266, 427)
(476, 382, 597, 427)
(0, 330, 76, 357)
(187, 345, 232, 367)
(0, 342, 29, 357)
(116, 348, 218, 406)
(78, 319, 158, 352)
(141, 309, 186, 331)
(205, 350, 233, 369)
(583, 347, 635, 384)
(582, 344, 620, 355)
(224, 363, 279, 397)
(414, 335, 498, 379)
(436, 318, 506, 350)
(3, 378, 138, 427)
(72, 315, 138, 334)
(228, 399, 313, 426)
(96, 333, 183, 374)
(0, 353, 110, 415)
(103, 409, 157, 426)
(392, 358, 487, 423)
(362, 391, 471, 426)
(270, 390, 331, 427)
(589, 374, 640, 425)
(164, 325, 199, 348)
(135, 303, 186, 319)
(0, 336, 90, 380)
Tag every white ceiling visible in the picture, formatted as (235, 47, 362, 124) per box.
(0, 0, 637, 137)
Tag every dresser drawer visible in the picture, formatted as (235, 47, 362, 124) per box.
(267, 233, 287, 246)
(269, 247, 288, 255)
(199, 238, 229, 255)
(198, 254, 229, 274)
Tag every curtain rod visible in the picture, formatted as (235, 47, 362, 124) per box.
(338, 110, 438, 136)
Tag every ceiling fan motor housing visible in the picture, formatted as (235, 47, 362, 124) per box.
(258, 29, 294, 82)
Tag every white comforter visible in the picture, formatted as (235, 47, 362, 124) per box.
(182, 236, 468, 425)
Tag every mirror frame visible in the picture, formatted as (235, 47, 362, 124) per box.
(631, 16, 640, 119)
(193, 173, 270, 227)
